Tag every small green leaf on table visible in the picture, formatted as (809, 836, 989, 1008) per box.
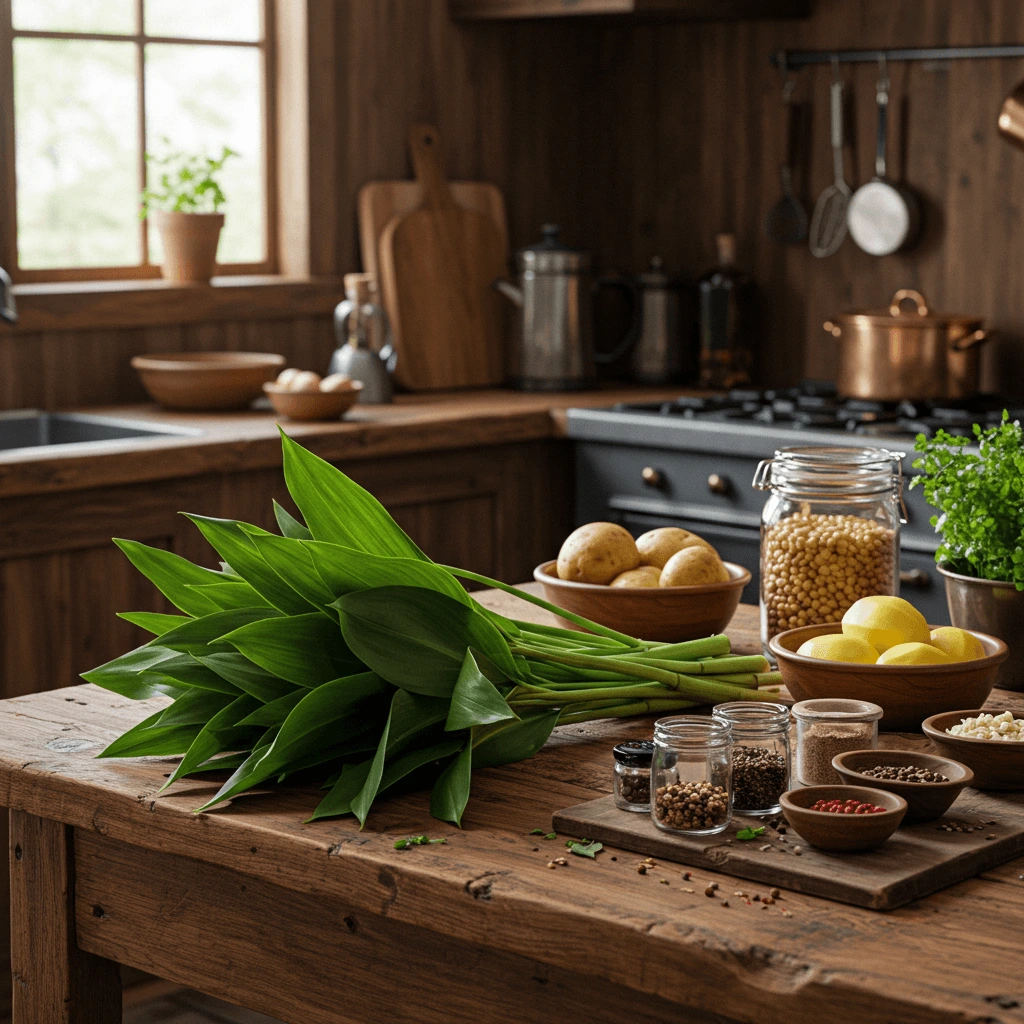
(736, 826, 766, 841)
(566, 839, 603, 859)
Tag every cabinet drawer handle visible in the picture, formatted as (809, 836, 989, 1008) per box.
(900, 568, 931, 590)
(707, 473, 732, 496)
(641, 466, 666, 489)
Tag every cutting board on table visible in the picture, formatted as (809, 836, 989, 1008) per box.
(554, 791, 1024, 910)
(376, 124, 507, 391)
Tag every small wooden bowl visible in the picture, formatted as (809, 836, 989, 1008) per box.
(132, 352, 285, 410)
(533, 560, 750, 642)
(832, 749, 973, 823)
(780, 785, 907, 851)
(769, 623, 1007, 731)
(922, 709, 1024, 791)
(263, 381, 363, 421)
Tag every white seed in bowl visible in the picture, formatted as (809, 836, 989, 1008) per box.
(947, 711, 1024, 741)
(287, 370, 322, 392)
(276, 367, 302, 388)
(320, 372, 354, 392)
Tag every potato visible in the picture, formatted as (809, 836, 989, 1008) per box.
(288, 370, 322, 392)
(610, 565, 662, 589)
(276, 367, 302, 388)
(320, 372, 354, 392)
(660, 545, 730, 587)
(557, 522, 640, 585)
(636, 527, 711, 569)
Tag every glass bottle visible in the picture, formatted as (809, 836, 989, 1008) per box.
(651, 716, 732, 835)
(753, 445, 905, 656)
(792, 698, 882, 786)
(712, 701, 791, 816)
(612, 740, 653, 812)
(697, 233, 757, 389)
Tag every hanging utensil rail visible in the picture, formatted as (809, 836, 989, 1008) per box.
(772, 45, 1024, 70)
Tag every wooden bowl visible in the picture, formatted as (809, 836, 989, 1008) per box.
(769, 623, 1007, 731)
(832, 749, 973, 823)
(132, 352, 285, 410)
(780, 785, 907, 851)
(533, 560, 750, 642)
(922, 710, 1024, 791)
(263, 381, 363, 422)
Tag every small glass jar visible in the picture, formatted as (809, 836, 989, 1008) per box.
(753, 446, 905, 657)
(792, 698, 883, 786)
(651, 716, 732, 835)
(612, 740, 654, 812)
(712, 701, 791, 816)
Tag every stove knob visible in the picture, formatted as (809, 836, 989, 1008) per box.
(641, 467, 666, 489)
(707, 473, 732, 496)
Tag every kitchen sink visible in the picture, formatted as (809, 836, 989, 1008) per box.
(0, 410, 202, 451)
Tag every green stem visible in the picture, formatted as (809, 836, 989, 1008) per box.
(606, 654, 770, 676)
(617, 635, 732, 660)
(556, 699, 697, 725)
(513, 621, 628, 648)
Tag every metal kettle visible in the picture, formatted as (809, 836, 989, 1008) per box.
(330, 273, 395, 403)
(632, 257, 687, 384)
(493, 225, 639, 390)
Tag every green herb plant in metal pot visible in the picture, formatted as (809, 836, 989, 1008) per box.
(911, 412, 1024, 690)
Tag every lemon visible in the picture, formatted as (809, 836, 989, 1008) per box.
(841, 595, 930, 653)
(929, 626, 985, 663)
(876, 642, 953, 666)
(796, 634, 880, 664)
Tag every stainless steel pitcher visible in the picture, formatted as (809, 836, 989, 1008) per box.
(632, 257, 686, 384)
(493, 225, 639, 390)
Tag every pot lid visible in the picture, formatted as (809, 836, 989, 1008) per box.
(515, 224, 590, 273)
(832, 288, 983, 328)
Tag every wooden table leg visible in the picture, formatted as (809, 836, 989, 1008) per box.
(10, 811, 121, 1024)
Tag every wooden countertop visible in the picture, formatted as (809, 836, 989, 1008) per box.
(0, 386, 682, 498)
(1, 598, 1021, 1024)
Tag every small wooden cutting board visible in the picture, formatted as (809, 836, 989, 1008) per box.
(377, 124, 507, 391)
(554, 791, 1024, 909)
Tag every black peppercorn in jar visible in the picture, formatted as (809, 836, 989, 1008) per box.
(652, 716, 732, 835)
(712, 701, 791, 816)
(612, 740, 654, 812)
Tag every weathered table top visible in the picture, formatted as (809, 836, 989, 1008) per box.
(2, 597, 1023, 1024)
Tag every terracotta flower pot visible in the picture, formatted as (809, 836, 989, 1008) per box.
(152, 210, 225, 284)
(940, 563, 1024, 691)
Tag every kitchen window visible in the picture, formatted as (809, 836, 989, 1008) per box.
(0, 0, 276, 283)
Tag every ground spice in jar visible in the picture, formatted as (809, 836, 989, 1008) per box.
(731, 745, 788, 811)
(612, 740, 654, 812)
(796, 723, 875, 786)
(761, 512, 895, 639)
(655, 780, 729, 831)
(619, 772, 651, 804)
(860, 764, 949, 783)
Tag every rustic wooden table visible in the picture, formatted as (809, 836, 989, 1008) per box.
(2, 598, 1023, 1024)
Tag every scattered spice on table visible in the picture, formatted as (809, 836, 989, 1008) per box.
(860, 764, 949, 783)
(810, 797, 887, 814)
(797, 722, 876, 785)
(655, 781, 729, 831)
(732, 745, 788, 810)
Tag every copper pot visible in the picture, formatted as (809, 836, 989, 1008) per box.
(824, 289, 994, 401)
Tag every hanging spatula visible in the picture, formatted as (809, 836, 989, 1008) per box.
(765, 77, 808, 245)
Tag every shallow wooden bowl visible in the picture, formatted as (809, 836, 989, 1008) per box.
(533, 560, 750, 642)
(264, 382, 363, 422)
(132, 352, 286, 410)
(922, 710, 1024, 791)
(769, 623, 1007, 731)
(832, 749, 973, 823)
(780, 785, 907, 851)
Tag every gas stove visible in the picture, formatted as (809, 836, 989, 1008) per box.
(563, 383, 1010, 627)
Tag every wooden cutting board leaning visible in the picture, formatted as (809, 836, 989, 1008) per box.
(370, 124, 508, 390)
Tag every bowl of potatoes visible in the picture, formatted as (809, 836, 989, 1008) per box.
(534, 524, 751, 641)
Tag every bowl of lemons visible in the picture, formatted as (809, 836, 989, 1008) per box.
(534, 524, 751, 642)
(769, 596, 1008, 730)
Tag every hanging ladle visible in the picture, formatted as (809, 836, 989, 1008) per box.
(765, 75, 809, 245)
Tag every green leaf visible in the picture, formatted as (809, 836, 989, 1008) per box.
(154, 607, 281, 656)
(446, 649, 517, 731)
(156, 688, 234, 727)
(279, 429, 426, 560)
(736, 826, 766, 841)
(142, 654, 242, 696)
(195, 652, 298, 704)
(184, 515, 318, 615)
(82, 645, 186, 700)
(236, 689, 305, 728)
(245, 531, 337, 609)
(567, 840, 603, 859)
(309, 760, 374, 821)
(350, 699, 393, 826)
(430, 739, 472, 826)
(184, 581, 273, 611)
(471, 710, 559, 769)
(98, 706, 203, 758)
(117, 611, 190, 635)
(274, 500, 312, 540)
(113, 539, 226, 616)
(337, 586, 517, 697)
(220, 612, 361, 688)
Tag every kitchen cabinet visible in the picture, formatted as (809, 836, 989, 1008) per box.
(449, 0, 809, 21)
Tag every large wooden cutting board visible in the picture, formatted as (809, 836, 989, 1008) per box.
(554, 791, 1024, 909)
(377, 125, 507, 390)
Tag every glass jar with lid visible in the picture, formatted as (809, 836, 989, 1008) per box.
(651, 716, 732, 835)
(712, 701, 790, 816)
(752, 446, 905, 656)
(612, 740, 654, 812)
(792, 698, 883, 786)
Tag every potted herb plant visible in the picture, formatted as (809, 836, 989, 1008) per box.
(142, 144, 237, 284)
(911, 412, 1024, 690)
